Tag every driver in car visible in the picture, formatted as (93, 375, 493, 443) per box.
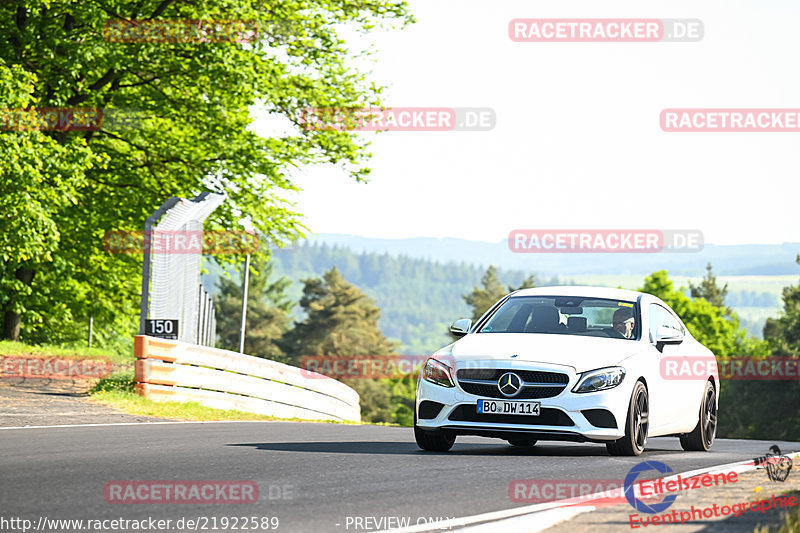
(612, 307, 635, 339)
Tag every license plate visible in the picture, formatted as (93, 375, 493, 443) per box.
(477, 399, 540, 416)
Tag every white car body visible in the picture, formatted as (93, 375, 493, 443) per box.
(415, 286, 718, 453)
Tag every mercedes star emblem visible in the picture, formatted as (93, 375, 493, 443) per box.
(498, 372, 523, 397)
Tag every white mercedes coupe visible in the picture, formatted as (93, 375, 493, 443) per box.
(414, 287, 718, 455)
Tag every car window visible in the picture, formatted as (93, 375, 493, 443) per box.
(648, 303, 684, 341)
(478, 296, 639, 340)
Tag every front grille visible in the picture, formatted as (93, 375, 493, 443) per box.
(459, 382, 565, 399)
(457, 369, 569, 384)
(456, 368, 569, 399)
(448, 405, 575, 426)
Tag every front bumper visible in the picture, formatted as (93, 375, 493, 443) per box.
(415, 359, 633, 442)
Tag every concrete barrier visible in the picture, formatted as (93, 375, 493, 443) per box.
(134, 336, 360, 422)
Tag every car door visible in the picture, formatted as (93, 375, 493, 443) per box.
(642, 303, 688, 432)
(647, 303, 699, 433)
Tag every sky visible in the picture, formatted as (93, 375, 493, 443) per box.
(260, 0, 800, 246)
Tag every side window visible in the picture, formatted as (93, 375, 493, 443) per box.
(648, 304, 684, 342)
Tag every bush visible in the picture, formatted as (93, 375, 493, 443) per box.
(90, 371, 135, 394)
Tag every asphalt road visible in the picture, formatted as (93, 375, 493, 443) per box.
(1, 421, 797, 532)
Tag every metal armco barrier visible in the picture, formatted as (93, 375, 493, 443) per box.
(134, 336, 360, 422)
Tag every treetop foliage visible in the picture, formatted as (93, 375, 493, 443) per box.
(0, 0, 412, 343)
(280, 266, 399, 359)
(639, 270, 769, 357)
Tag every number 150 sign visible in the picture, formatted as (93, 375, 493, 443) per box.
(146, 319, 179, 340)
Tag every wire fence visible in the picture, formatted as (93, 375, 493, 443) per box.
(140, 193, 225, 346)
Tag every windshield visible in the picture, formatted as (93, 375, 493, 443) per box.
(478, 296, 640, 340)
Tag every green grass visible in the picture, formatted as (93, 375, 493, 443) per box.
(89, 389, 312, 421)
(88, 372, 359, 424)
(0, 340, 133, 364)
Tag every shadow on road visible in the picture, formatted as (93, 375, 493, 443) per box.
(228, 441, 683, 457)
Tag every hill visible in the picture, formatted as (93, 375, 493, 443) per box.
(204, 242, 561, 354)
(308, 234, 800, 276)
(203, 240, 799, 353)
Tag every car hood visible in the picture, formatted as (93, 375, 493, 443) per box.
(436, 333, 639, 373)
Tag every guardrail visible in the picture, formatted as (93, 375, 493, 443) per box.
(134, 336, 360, 422)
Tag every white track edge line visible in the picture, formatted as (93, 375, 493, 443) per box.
(459, 505, 597, 533)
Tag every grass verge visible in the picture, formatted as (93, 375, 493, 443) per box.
(0, 340, 133, 365)
(88, 372, 353, 423)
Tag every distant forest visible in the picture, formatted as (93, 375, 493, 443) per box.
(203, 242, 781, 353)
(204, 243, 560, 354)
(267, 243, 563, 354)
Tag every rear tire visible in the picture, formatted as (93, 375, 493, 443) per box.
(680, 381, 717, 452)
(507, 438, 537, 447)
(414, 411, 455, 452)
(607, 381, 649, 456)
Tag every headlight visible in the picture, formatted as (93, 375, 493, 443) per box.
(572, 366, 626, 394)
(423, 358, 455, 388)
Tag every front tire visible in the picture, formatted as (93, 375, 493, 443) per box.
(414, 411, 455, 452)
(680, 381, 717, 452)
(607, 381, 649, 456)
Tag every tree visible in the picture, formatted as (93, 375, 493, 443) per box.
(763, 255, 800, 356)
(0, 1, 413, 345)
(640, 270, 768, 358)
(281, 267, 398, 358)
(721, 255, 800, 441)
(463, 266, 507, 321)
(280, 267, 405, 423)
(509, 273, 536, 292)
(0, 61, 103, 341)
(689, 263, 731, 315)
(214, 260, 292, 361)
(639, 270, 786, 440)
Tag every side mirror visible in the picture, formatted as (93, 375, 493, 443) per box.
(654, 326, 684, 351)
(450, 318, 472, 338)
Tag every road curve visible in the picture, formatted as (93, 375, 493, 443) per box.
(1, 422, 797, 532)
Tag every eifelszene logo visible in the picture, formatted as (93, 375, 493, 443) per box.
(624, 461, 677, 514)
